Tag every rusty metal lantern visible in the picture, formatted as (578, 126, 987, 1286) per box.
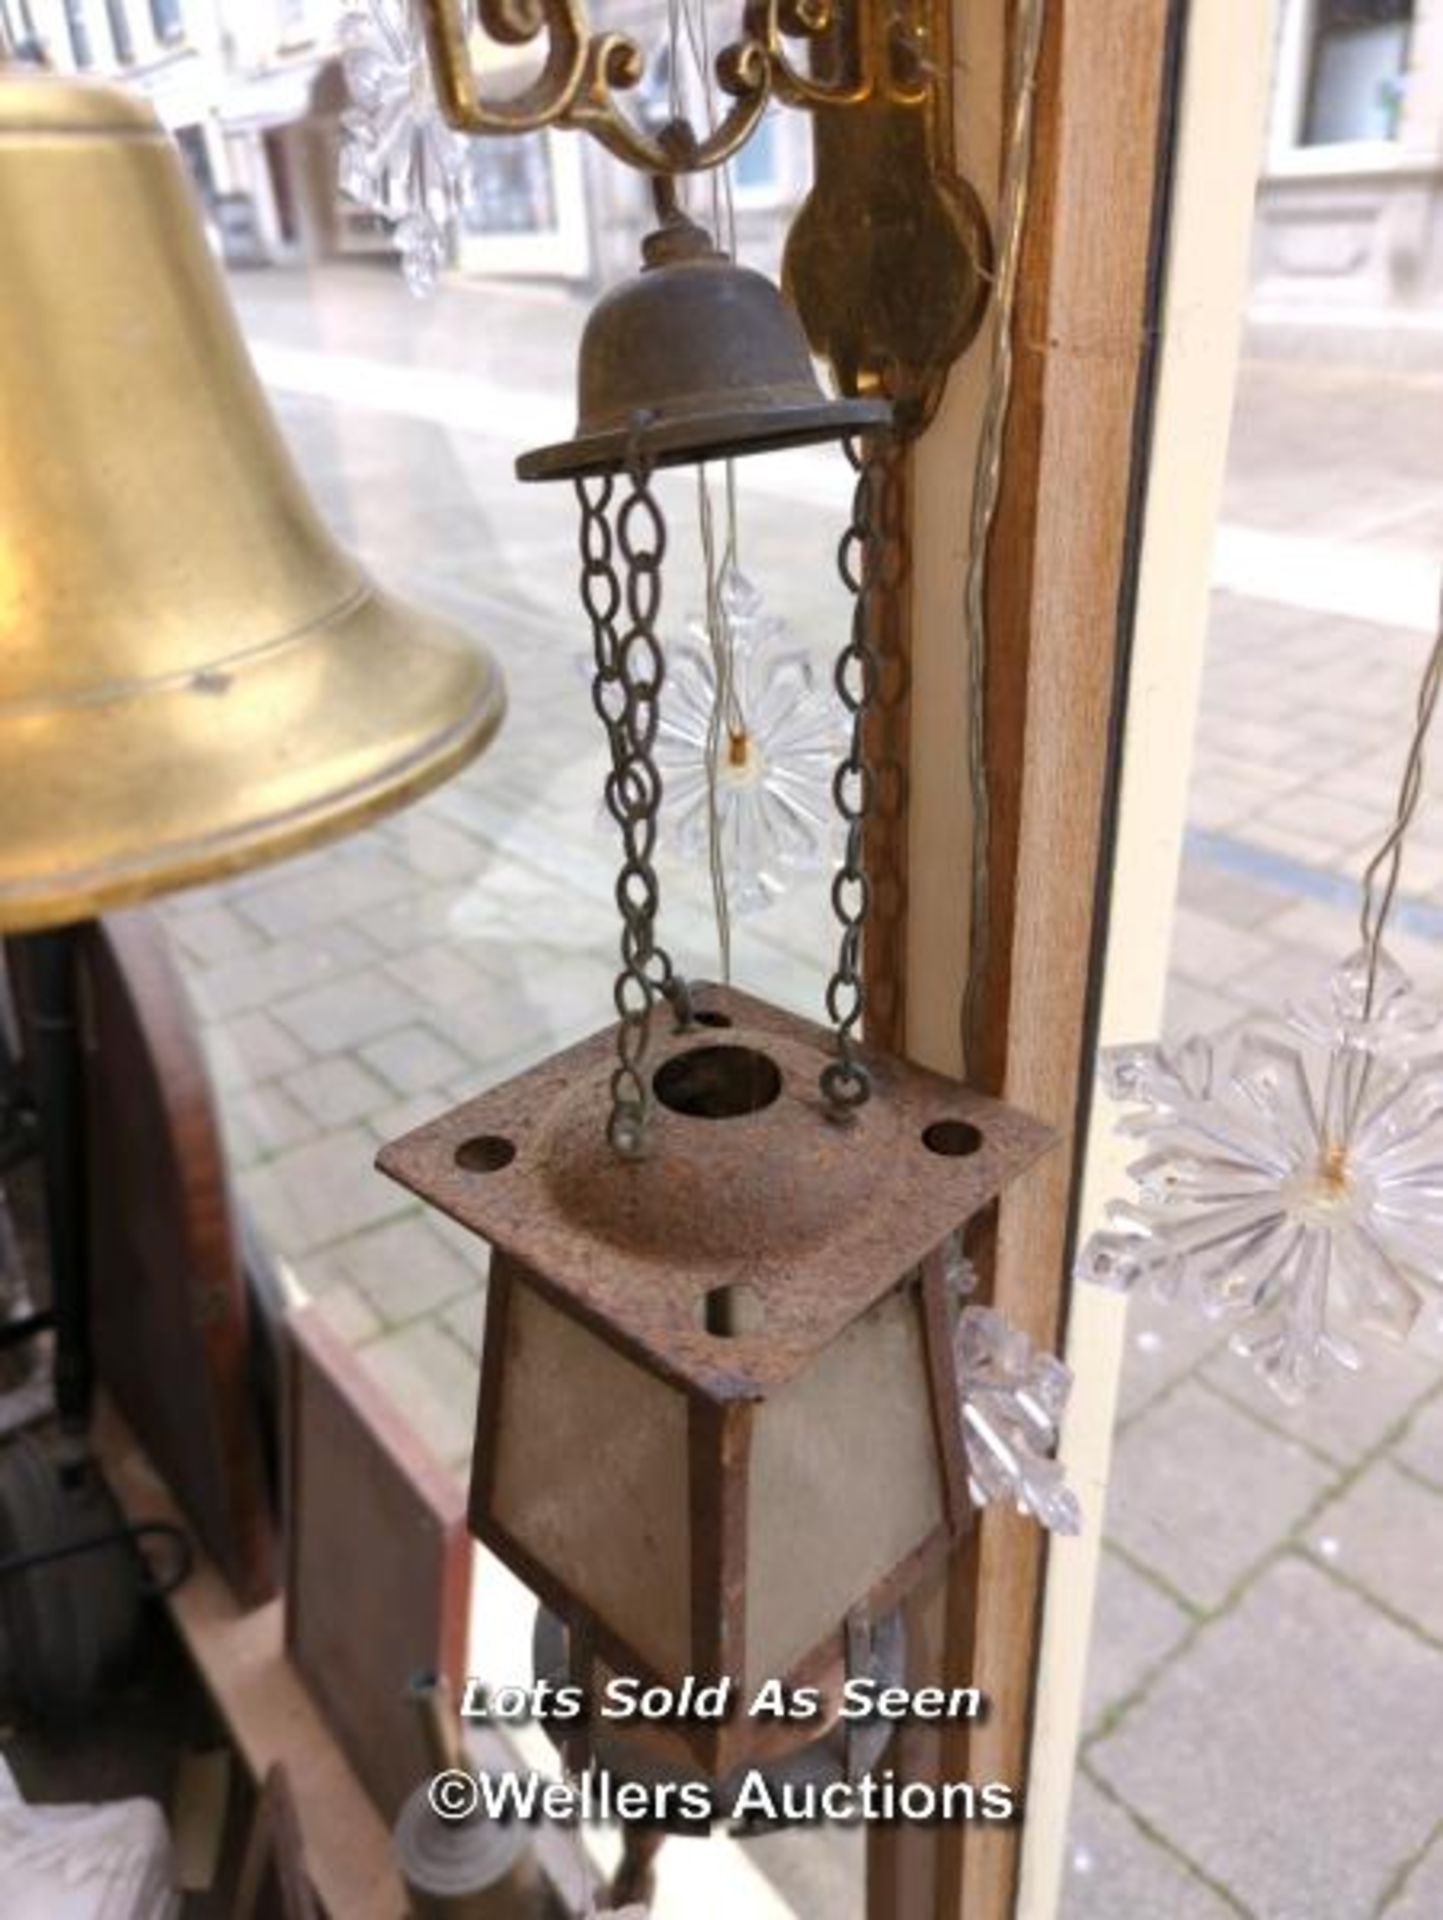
(379, 195, 1053, 1782)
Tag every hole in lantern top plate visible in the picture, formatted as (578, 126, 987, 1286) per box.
(922, 1119, 984, 1158)
(691, 1009, 734, 1029)
(653, 1045, 782, 1120)
(701, 1282, 765, 1338)
(455, 1133, 517, 1173)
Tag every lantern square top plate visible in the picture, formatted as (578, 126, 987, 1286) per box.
(376, 985, 1054, 1399)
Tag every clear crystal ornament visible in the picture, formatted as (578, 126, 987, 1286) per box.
(941, 1231, 977, 1303)
(1077, 983, 1443, 1402)
(1286, 944, 1441, 1059)
(338, 0, 469, 296)
(953, 1303, 1082, 1535)
(653, 567, 846, 914)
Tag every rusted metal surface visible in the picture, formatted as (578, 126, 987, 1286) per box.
(919, 1253, 971, 1536)
(517, 205, 887, 483)
(377, 983, 1055, 1400)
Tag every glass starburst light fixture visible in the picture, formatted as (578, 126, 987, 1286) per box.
(655, 566, 846, 915)
(1079, 605, 1443, 1403)
(338, 0, 469, 296)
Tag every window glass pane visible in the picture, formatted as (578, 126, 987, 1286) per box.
(733, 112, 780, 192)
(63, 0, 92, 66)
(461, 135, 558, 237)
(1, 0, 39, 50)
(1070, 11, 1443, 1913)
(104, 0, 133, 62)
(1304, 1, 1412, 144)
(149, 0, 182, 41)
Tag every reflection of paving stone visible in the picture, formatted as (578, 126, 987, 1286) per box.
(203, 1010, 307, 1090)
(1106, 1382, 1335, 1611)
(250, 1126, 414, 1255)
(379, 935, 500, 1003)
(360, 1022, 469, 1097)
(1174, 856, 1296, 931)
(164, 900, 265, 969)
(357, 1321, 479, 1471)
(1061, 1774, 1236, 1919)
(236, 1161, 308, 1261)
(1307, 1460, 1443, 1644)
(330, 1214, 479, 1327)
(1114, 1293, 1229, 1427)
(1392, 1390, 1443, 1488)
(309, 1279, 382, 1347)
(442, 1288, 487, 1359)
(1167, 906, 1278, 991)
(220, 1081, 316, 1166)
(368, 1093, 456, 1146)
(1160, 979, 1249, 1048)
(1384, 1822, 1443, 1916)
(385, 813, 495, 882)
(1082, 1550, 1194, 1736)
(1090, 1555, 1443, 1920)
(187, 923, 376, 1021)
(1202, 1334, 1441, 1471)
(272, 966, 424, 1056)
(236, 845, 417, 940)
(283, 1054, 392, 1129)
(738, 1826, 864, 1920)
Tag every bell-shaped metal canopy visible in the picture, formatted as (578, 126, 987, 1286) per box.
(518, 209, 890, 482)
(0, 75, 505, 933)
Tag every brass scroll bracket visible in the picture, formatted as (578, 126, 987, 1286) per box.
(418, 0, 930, 177)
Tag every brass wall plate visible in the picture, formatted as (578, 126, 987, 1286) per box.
(783, 92, 992, 430)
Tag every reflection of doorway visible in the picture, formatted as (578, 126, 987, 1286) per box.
(455, 129, 589, 280)
(263, 127, 299, 249)
(174, 124, 216, 202)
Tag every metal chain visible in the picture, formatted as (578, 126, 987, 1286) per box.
(821, 434, 892, 1114)
(865, 438, 911, 1047)
(575, 444, 687, 1157)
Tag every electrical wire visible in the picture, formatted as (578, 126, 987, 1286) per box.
(1358, 595, 1443, 1016)
(960, 0, 1047, 1075)
(1328, 588, 1443, 1143)
(671, 0, 744, 979)
(698, 468, 736, 981)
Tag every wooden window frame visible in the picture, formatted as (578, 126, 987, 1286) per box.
(861, 3, 1273, 1914)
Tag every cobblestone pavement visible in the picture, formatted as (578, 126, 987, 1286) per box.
(162, 266, 1443, 1917)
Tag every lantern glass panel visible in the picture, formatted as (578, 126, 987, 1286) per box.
(744, 1283, 945, 1691)
(488, 1274, 693, 1681)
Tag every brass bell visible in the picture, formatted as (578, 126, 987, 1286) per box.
(0, 74, 506, 933)
(517, 195, 889, 482)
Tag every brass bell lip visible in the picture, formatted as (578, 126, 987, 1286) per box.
(0, 588, 506, 934)
(516, 393, 891, 483)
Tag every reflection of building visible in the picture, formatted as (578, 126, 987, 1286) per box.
(15, 1, 339, 262)
(1255, 2, 1443, 320)
(7, 0, 812, 288)
(15, 2, 229, 217)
